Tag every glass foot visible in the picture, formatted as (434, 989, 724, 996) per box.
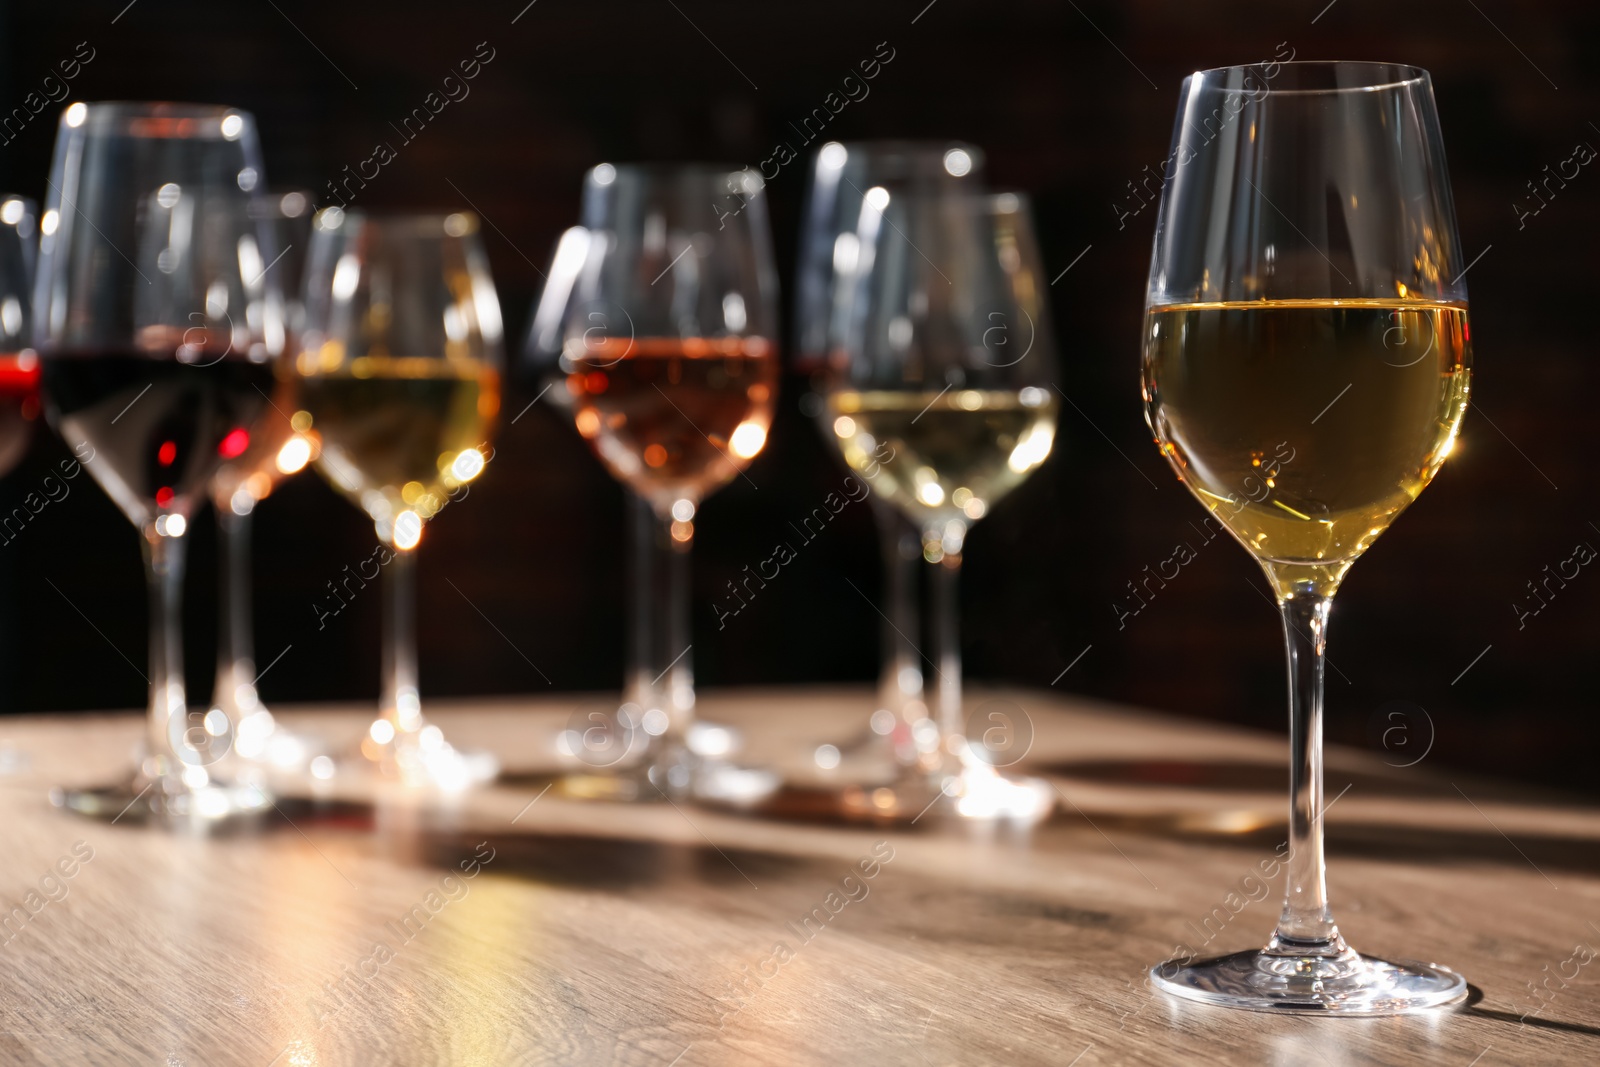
(550, 744, 779, 806)
(231, 709, 326, 774)
(349, 720, 498, 790)
(548, 707, 769, 804)
(51, 769, 273, 824)
(945, 766, 1055, 822)
(695, 765, 1054, 825)
(1151, 945, 1468, 1015)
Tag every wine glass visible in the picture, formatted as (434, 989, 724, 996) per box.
(0, 196, 39, 778)
(35, 102, 283, 821)
(210, 190, 322, 776)
(825, 189, 1058, 820)
(795, 141, 983, 776)
(532, 163, 779, 800)
(297, 209, 501, 789)
(0, 195, 40, 481)
(1142, 62, 1471, 1013)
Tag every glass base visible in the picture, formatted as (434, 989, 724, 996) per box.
(553, 751, 780, 806)
(549, 717, 771, 804)
(697, 765, 1055, 825)
(553, 758, 784, 809)
(945, 766, 1055, 822)
(231, 709, 326, 775)
(349, 721, 498, 790)
(1151, 944, 1468, 1015)
(51, 770, 273, 824)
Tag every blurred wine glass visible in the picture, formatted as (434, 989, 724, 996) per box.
(825, 189, 1058, 821)
(0, 194, 39, 777)
(528, 163, 779, 801)
(208, 190, 323, 777)
(297, 208, 501, 789)
(0, 195, 40, 481)
(794, 140, 983, 776)
(36, 102, 283, 821)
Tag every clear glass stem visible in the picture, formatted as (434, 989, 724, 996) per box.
(142, 526, 187, 769)
(624, 493, 655, 711)
(213, 507, 256, 721)
(652, 501, 694, 739)
(380, 544, 421, 733)
(1268, 590, 1346, 954)
(873, 497, 923, 720)
(931, 546, 963, 755)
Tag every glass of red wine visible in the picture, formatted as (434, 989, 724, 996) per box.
(0, 196, 39, 778)
(0, 194, 40, 479)
(36, 102, 284, 822)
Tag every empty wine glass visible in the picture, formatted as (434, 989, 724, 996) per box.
(210, 190, 322, 776)
(36, 102, 283, 821)
(795, 141, 984, 776)
(1142, 61, 1471, 1013)
(529, 163, 779, 800)
(826, 189, 1058, 820)
(297, 209, 501, 789)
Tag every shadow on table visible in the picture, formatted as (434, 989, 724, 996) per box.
(1035, 758, 1594, 807)
(1466, 1000, 1600, 1039)
(376, 825, 817, 893)
(1052, 801, 1600, 879)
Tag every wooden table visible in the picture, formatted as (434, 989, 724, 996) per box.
(0, 688, 1593, 1065)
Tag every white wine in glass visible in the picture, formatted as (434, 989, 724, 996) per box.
(1143, 62, 1472, 1015)
(1146, 300, 1469, 596)
(825, 189, 1058, 821)
(828, 387, 1057, 530)
(796, 142, 987, 755)
(299, 210, 501, 789)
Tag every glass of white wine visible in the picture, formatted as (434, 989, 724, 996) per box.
(795, 140, 983, 781)
(826, 188, 1058, 820)
(1142, 62, 1471, 1013)
(297, 209, 502, 788)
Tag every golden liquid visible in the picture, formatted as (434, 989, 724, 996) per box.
(300, 355, 500, 521)
(827, 388, 1057, 532)
(1143, 299, 1471, 597)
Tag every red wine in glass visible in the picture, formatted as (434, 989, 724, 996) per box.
(0, 350, 40, 479)
(42, 345, 273, 521)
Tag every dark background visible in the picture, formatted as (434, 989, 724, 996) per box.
(0, 1, 1593, 793)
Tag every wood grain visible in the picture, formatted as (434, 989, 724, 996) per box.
(0, 686, 1592, 1066)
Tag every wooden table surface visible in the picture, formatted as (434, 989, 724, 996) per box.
(0, 687, 1594, 1066)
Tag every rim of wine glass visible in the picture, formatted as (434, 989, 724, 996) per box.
(313, 207, 481, 237)
(813, 139, 985, 181)
(868, 187, 1036, 214)
(1189, 60, 1428, 95)
(819, 138, 985, 161)
(584, 161, 763, 186)
(60, 100, 257, 136)
(827, 138, 980, 152)
(252, 189, 314, 222)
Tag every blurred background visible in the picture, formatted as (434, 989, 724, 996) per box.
(0, 0, 1592, 793)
